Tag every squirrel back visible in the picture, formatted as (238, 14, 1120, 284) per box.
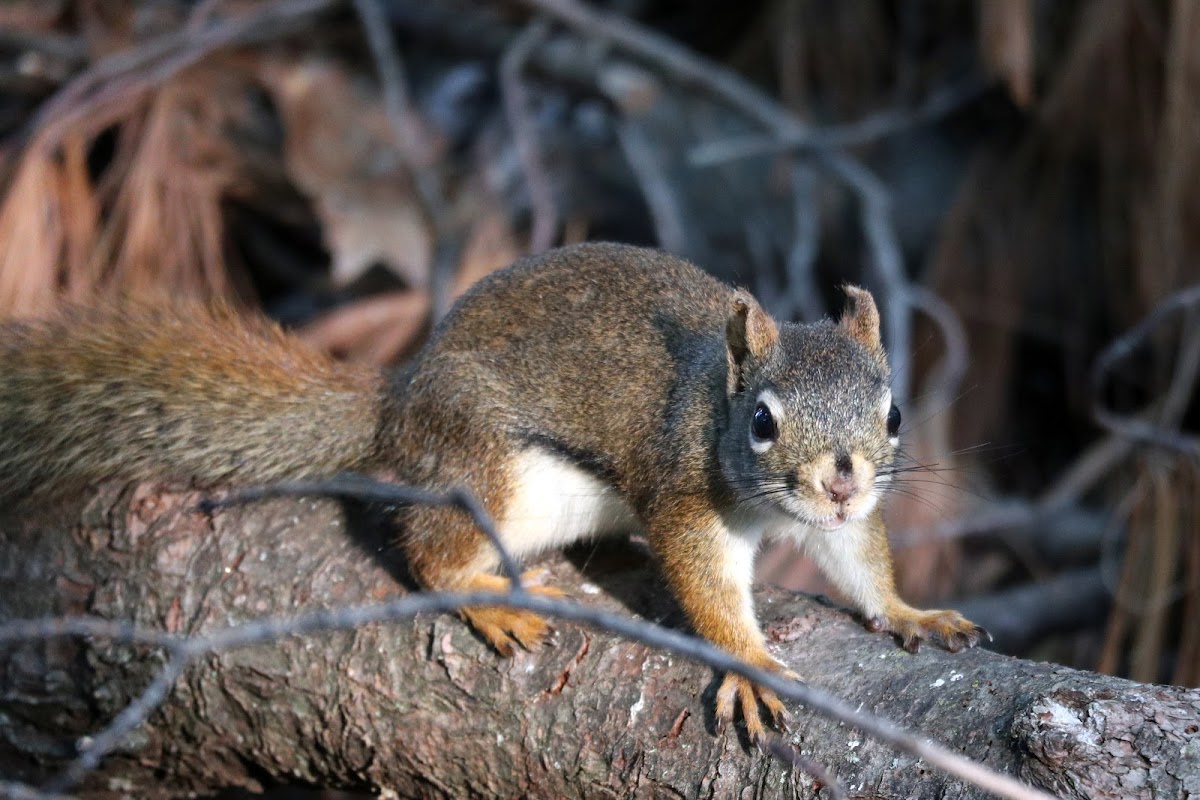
(0, 303, 384, 501)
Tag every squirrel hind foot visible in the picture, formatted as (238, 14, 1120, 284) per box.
(455, 573, 567, 655)
(460, 603, 556, 655)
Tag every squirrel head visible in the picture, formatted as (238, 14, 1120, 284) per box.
(720, 286, 898, 531)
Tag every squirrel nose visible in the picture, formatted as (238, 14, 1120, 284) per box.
(822, 473, 857, 504)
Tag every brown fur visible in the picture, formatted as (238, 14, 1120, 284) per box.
(0, 303, 384, 500)
(0, 243, 985, 743)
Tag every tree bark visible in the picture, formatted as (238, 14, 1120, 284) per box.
(1, 483, 1197, 799)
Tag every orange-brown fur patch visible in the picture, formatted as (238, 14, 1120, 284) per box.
(0, 302, 384, 500)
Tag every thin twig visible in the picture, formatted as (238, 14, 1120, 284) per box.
(907, 284, 969, 406)
(0, 782, 75, 800)
(26, 0, 335, 152)
(518, 0, 915, 407)
(201, 474, 527, 591)
(893, 433, 1133, 546)
(762, 737, 848, 800)
(45, 659, 191, 794)
(352, 0, 424, 162)
(615, 118, 688, 254)
(351, 0, 456, 319)
(687, 76, 990, 167)
(501, 19, 557, 254)
(820, 154, 912, 405)
(1090, 282, 1200, 456)
(785, 164, 824, 322)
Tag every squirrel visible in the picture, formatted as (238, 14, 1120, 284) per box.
(0, 241, 986, 742)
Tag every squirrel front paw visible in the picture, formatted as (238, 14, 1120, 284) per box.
(714, 654, 799, 744)
(867, 607, 991, 654)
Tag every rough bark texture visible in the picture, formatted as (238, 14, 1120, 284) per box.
(1, 483, 1197, 799)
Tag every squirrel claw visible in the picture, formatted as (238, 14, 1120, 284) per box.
(714, 661, 797, 745)
(460, 581, 567, 654)
(874, 608, 988, 654)
(462, 605, 555, 654)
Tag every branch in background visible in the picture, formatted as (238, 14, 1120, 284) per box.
(15, 0, 337, 159)
(0, 782, 73, 800)
(351, 0, 461, 320)
(501, 19, 557, 254)
(906, 283, 970, 410)
(893, 431, 1134, 547)
(614, 117, 689, 256)
(956, 568, 1109, 652)
(516, 0, 916, 406)
(784, 164, 824, 322)
(1090, 282, 1200, 456)
(686, 76, 991, 168)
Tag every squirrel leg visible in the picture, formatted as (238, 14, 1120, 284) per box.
(645, 506, 796, 743)
(803, 510, 990, 653)
(401, 501, 563, 656)
(456, 574, 566, 655)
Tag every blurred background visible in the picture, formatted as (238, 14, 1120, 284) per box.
(0, 0, 1195, 687)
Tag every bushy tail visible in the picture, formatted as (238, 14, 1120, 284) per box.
(0, 304, 386, 501)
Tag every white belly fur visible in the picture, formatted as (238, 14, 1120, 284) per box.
(498, 448, 640, 558)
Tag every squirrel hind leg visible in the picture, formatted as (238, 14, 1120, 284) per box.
(457, 573, 565, 655)
(399, 498, 566, 655)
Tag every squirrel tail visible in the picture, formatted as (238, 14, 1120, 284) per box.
(0, 303, 387, 501)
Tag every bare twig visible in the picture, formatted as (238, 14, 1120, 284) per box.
(201, 474, 527, 591)
(0, 782, 74, 800)
(352, 0, 425, 163)
(762, 738, 848, 800)
(785, 164, 824, 322)
(46, 659, 191, 794)
(955, 568, 1109, 652)
(615, 118, 688, 254)
(820, 154, 912, 404)
(518, 0, 915, 406)
(1158, 309, 1200, 427)
(351, 0, 456, 318)
(894, 433, 1133, 546)
(23, 0, 335, 153)
(686, 76, 990, 168)
(501, 19, 557, 254)
(907, 284, 969, 406)
(1090, 282, 1200, 455)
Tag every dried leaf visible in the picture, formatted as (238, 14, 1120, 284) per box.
(261, 57, 435, 290)
(979, 0, 1034, 108)
(296, 290, 430, 366)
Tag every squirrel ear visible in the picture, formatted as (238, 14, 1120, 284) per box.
(726, 290, 779, 394)
(839, 285, 885, 359)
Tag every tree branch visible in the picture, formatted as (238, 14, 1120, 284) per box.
(2, 482, 1196, 799)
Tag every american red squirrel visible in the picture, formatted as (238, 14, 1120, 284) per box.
(0, 242, 986, 741)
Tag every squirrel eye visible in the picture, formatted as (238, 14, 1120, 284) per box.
(751, 403, 778, 441)
(886, 403, 901, 437)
